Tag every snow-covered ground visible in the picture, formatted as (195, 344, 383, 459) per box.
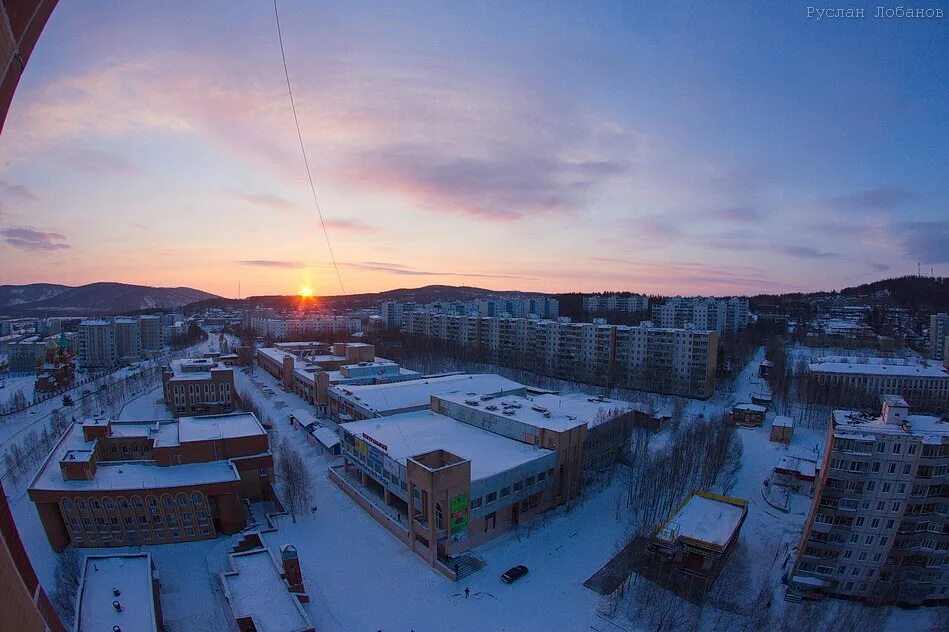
(4, 343, 943, 631)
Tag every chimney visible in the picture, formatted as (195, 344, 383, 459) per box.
(281, 544, 306, 598)
(112, 600, 122, 612)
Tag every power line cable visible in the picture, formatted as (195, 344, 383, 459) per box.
(272, 0, 345, 294)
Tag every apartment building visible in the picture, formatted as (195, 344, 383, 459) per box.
(29, 412, 273, 551)
(807, 356, 949, 414)
(650, 296, 749, 334)
(583, 294, 649, 314)
(931, 313, 949, 361)
(75, 553, 163, 632)
(331, 388, 632, 575)
(161, 358, 236, 417)
(250, 315, 359, 340)
(402, 313, 719, 398)
(788, 396, 949, 606)
(78, 319, 116, 368)
(256, 342, 420, 412)
(114, 317, 142, 363)
(380, 297, 559, 327)
(140, 314, 164, 353)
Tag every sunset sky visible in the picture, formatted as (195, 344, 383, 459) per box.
(0, 1, 945, 298)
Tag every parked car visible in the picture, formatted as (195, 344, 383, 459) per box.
(500, 565, 528, 584)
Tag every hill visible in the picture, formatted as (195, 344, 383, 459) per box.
(185, 284, 546, 313)
(0, 282, 219, 316)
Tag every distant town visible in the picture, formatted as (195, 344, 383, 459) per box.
(1, 276, 947, 631)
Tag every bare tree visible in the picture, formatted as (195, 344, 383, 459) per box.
(51, 548, 83, 625)
(276, 439, 312, 522)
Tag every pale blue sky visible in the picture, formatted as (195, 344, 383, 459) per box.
(0, 1, 945, 297)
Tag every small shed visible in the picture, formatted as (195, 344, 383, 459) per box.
(751, 392, 772, 408)
(730, 403, 766, 427)
(770, 416, 794, 443)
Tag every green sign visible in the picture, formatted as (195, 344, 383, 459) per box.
(449, 493, 469, 542)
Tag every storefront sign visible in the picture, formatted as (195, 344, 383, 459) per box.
(361, 432, 388, 452)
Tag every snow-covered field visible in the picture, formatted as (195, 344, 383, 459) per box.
(4, 343, 943, 631)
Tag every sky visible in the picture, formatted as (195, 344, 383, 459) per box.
(0, 1, 946, 298)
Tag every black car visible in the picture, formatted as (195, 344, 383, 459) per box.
(500, 565, 529, 583)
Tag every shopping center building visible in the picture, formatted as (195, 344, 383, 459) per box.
(331, 387, 635, 575)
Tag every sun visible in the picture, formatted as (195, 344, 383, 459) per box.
(299, 286, 314, 298)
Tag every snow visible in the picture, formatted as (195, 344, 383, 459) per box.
(4, 338, 943, 632)
(438, 391, 630, 432)
(832, 409, 949, 438)
(178, 412, 266, 442)
(329, 373, 525, 416)
(656, 494, 746, 548)
(341, 410, 555, 480)
(221, 548, 312, 632)
(310, 426, 340, 450)
(809, 356, 948, 377)
(772, 415, 793, 428)
(775, 455, 817, 479)
(30, 423, 241, 492)
(76, 553, 157, 632)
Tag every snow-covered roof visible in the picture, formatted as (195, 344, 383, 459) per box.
(832, 409, 949, 441)
(76, 554, 157, 632)
(311, 426, 340, 449)
(178, 413, 266, 442)
(289, 409, 318, 426)
(341, 409, 554, 480)
(774, 455, 816, 479)
(732, 403, 766, 413)
(655, 493, 747, 549)
(437, 392, 631, 432)
(330, 373, 527, 415)
(221, 549, 313, 632)
(810, 356, 948, 378)
(772, 416, 794, 428)
(30, 423, 245, 493)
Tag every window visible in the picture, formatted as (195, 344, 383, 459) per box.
(62, 499, 73, 510)
(892, 443, 901, 454)
(513, 481, 523, 492)
(259, 468, 269, 477)
(500, 486, 510, 497)
(883, 483, 891, 493)
(192, 493, 203, 505)
(104, 499, 114, 510)
(872, 462, 881, 473)
(879, 536, 889, 546)
(904, 464, 912, 475)
(486, 492, 497, 504)
(471, 497, 483, 509)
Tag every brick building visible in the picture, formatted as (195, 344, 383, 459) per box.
(28, 412, 273, 551)
(161, 358, 236, 417)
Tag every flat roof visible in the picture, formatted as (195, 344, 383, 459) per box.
(178, 413, 266, 442)
(76, 554, 157, 632)
(329, 373, 526, 415)
(832, 409, 949, 442)
(772, 416, 794, 427)
(311, 426, 340, 449)
(438, 392, 631, 432)
(656, 493, 746, 548)
(775, 455, 817, 479)
(810, 356, 948, 378)
(341, 410, 554, 480)
(733, 403, 767, 413)
(222, 549, 313, 632)
(30, 424, 244, 493)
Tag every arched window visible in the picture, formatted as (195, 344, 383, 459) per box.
(177, 493, 188, 507)
(61, 499, 73, 511)
(191, 493, 203, 505)
(435, 503, 444, 530)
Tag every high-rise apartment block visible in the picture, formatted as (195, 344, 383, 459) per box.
(113, 317, 141, 363)
(78, 319, 117, 368)
(380, 297, 559, 327)
(583, 294, 650, 314)
(650, 296, 749, 334)
(930, 313, 949, 361)
(788, 396, 949, 606)
(403, 313, 718, 398)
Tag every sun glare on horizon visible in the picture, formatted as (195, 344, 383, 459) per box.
(299, 286, 314, 298)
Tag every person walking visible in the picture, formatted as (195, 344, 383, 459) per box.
(464, 587, 470, 599)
